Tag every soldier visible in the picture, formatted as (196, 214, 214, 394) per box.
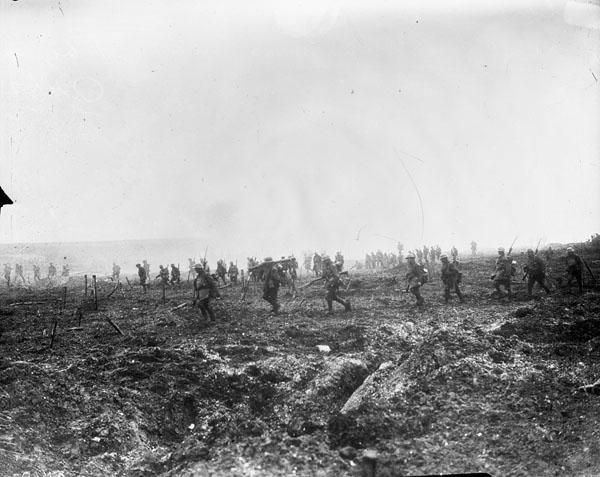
(565, 247, 583, 294)
(440, 254, 464, 303)
(170, 264, 181, 286)
(450, 246, 459, 262)
(335, 251, 344, 271)
(289, 256, 299, 281)
(48, 263, 57, 280)
(216, 260, 227, 285)
(62, 263, 70, 277)
(522, 249, 550, 298)
(262, 257, 284, 315)
(156, 265, 170, 287)
(4, 263, 12, 287)
(313, 253, 322, 277)
(33, 264, 41, 283)
(423, 246, 430, 264)
(435, 245, 442, 261)
(187, 258, 195, 281)
(112, 263, 121, 282)
(543, 247, 554, 262)
(397, 242, 404, 260)
(405, 253, 426, 306)
(415, 248, 423, 264)
(193, 265, 220, 321)
(228, 261, 239, 284)
(136, 263, 147, 293)
(143, 260, 150, 279)
(14, 263, 26, 285)
(492, 247, 512, 298)
(321, 256, 351, 314)
(471, 241, 478, 256)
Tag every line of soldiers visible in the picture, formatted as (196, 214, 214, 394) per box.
(402, 245, 588, 307)
(3, 262, 69, 287)
(261, 255, 350, 315)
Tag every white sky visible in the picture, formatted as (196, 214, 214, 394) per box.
(1, 0, 599, 258)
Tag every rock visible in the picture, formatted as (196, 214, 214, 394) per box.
(339, 446, 357, 460)
(316, 345, 331, 354)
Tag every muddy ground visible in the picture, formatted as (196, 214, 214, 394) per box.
(1, 249, 599, 476)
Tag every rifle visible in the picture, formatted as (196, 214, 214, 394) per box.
(299, 271, 348, 290)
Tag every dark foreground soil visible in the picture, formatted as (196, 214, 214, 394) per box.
(1, 250, 599, 476)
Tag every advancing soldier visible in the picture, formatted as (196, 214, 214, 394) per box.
(262, 257, 284, 315)
(193, 265, 220, 321)
(313, 253, 322, 277)
(440, 254, 464, 303)
(143, 260, 150, 279)
(435, 245, 442, 261)
(4, 263, 12, 287)
(450, 246, 459, 262)
(136, 263, 147, 293)
(322, 256, 351, 314)
(405, 253, 426, 306)
(492, 247, 512, 298)
(415, 248, 423, 264)
(335, 251, 344, 271)
(156, 265, 170, 287)
(48, 263, 57, 280)
(522, 249, 550, 298)
(216, 260, 227, 285)
(112, 263, 121, 282)
(14, 263, 26, 285)
(62, 263, 70, 277)
(187, 258, 195, 282)
(33, 264, 41, 283)
(470, 241, 477, 256)
(170, 264, 181, 287)
(565, 247, 583, 294)
(397, 242, 404, 260)
(228, 261, 239, 284)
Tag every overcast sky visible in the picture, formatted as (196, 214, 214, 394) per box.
(1, 0, 599, 258)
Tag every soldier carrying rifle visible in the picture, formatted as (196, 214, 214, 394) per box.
(193, 264, 220, 321)
(491, 242, 515, 299)
(522, 244, 550, 298)
(301, 256, 351, 314)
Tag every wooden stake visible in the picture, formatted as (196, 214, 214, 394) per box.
(62, 286, 67, 307)
(106, 317, 124, 335)
(93, 275, 98, 310)
(162, 283, 166, 305)
(49, 320, 58, 349)
(84, 274, 88, 296)
(125, 276, 133, 290)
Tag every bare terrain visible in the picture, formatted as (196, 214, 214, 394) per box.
(1, 247, 599, 476)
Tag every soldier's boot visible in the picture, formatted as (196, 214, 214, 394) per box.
(199, 308, 209, 320)
(456, 288, 464, 303)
